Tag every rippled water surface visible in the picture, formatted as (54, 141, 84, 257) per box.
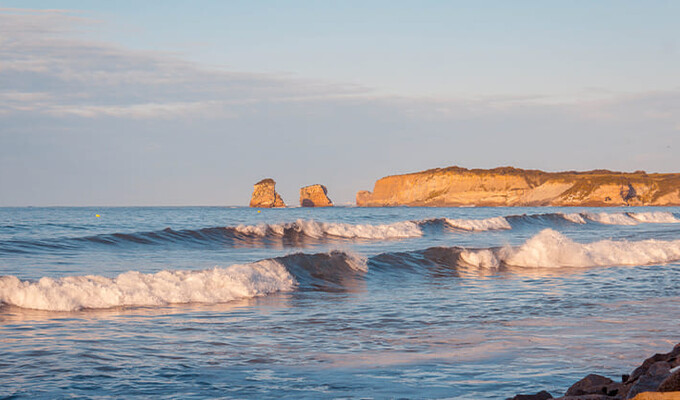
(1, 206, 680, 399)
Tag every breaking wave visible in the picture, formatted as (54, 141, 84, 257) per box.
(235, 219, 422, 239)
(2, 211, 679, 256)
(460, 229, 680, 269)
(562, 211, 680, 226)
(0, 260, 295, 312)
(0, 251, 367, 311)
(5, 226, 680, 311)
(443, 216, 511, 231)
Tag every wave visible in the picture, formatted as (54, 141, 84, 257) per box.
(0, 220, 423, 254)
(5, 226, 680, 311)
(371, 229, 680, 274)
(235, 219, 422, 239)
(562, 211, 680, 226)
(2, 211, 678, 255)
(0, 251, 367, 311)
(459, 229, 680, 269)
(440, 211, 679, 232)
(0, 260, 295, 312)
(443, 216, 511, 231)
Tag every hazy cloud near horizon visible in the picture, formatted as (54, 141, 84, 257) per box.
(1, 8, 679, 206)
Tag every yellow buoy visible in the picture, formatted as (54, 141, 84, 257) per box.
(257, 210, 261, 213)
(95, 214, 101, 218)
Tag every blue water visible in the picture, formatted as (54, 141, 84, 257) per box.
(1, 206, 680, 399)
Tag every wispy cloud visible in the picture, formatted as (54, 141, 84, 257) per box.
(0, 8, 376, 119)
(2, 7, 679, 124)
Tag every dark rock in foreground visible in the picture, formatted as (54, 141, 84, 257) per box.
(507, 343, 680, 400)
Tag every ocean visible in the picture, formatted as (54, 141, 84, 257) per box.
(1, 206, 680, 399)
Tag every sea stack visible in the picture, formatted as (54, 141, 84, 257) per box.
(300, 184, 333, 207)
(249, 178, 285, 208)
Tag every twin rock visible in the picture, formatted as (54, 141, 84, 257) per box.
(249, 178, 332, 208)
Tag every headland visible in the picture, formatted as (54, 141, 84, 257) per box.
(357, 166, 680, 207)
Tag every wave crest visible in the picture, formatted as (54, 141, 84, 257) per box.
(0, 260, 296, 311)
(444, 216, 511, 231)
(562, 211, 680, 226)
(235, 219, 422, 239)
(461, 229, 680, 269)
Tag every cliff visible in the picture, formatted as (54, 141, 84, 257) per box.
(249, 178, 286, 208)
(356, 166, 680, 207)
(300, 184, 333, 207)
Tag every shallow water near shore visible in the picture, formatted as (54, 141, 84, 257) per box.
(1, 206, 680, 399)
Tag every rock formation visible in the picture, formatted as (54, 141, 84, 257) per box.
(357, 166, 680, 207)
(300, 184, 333, 207)
(249, 178, 285, 208)
(507, 343, 680, 400)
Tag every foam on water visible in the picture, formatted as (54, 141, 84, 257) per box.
(0, 260, 296, 311)
(561, 213, 588, 224)
(443, 216, 511, 231)
(235, 219, 422, 239)
(461, 228, 680, 269)
(583, 212, 641, 225)
(628, 211, 680, 223)
(580, 211, 680, 225)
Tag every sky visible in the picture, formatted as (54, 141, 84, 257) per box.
(1, 1, 679, 206)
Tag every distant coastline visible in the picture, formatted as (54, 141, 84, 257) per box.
(356, 166, 680, 207)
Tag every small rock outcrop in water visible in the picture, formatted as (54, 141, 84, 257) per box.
(506, 343, 680, 400)
(249, 178, 285, 208)
(299, 184, 333, 207)
(357, 166, 680, 207)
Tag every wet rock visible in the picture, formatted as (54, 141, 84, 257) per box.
(299, 184, 333, 207)
(658, 368, 680, 392)
(513, 344, 680, 400)
(249, 178, 286, 208)
(506, 390, 553, 400)
(626, 362, 671, 399)
(630, 345, 680, 383)
(565, 374, 615, 396)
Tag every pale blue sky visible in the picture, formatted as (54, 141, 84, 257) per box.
(1, 1, 679, 205)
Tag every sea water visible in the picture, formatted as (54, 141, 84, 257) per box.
(1, 206, 680, 399)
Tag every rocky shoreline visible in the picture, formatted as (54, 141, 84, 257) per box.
(508, 343, 680, 400)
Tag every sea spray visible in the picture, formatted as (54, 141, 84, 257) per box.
(235, 219, 423, 239)
(461, 228, 680, 269)
(563, 211, 680, 226)
(0, 260, 295, 311)
(444, 216, 511, 231)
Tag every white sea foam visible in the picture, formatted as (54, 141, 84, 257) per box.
(444, 216, 511, 231)
(561, 213, 587, 224)
(461, 229, 680, 269)
(342, 252, 369, 272)
(628, 211, 680, 224)
(235, 219, 422, 239)
(583, 212, 639, 225)
(0, 260, 296, 311)
(581, 211, 680, 225)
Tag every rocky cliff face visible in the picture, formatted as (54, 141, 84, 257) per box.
(300, 184, 333, 207)
(356, 166, 680, 207)
(249, 178, 286, 208)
